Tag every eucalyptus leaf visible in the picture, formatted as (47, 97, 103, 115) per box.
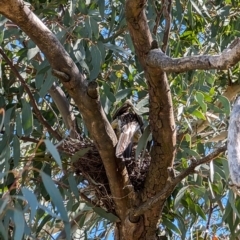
(13, 135, 20, 167)
(27, 46, 39, 60)
(40, 172, 69, 224)
(135, 125, 151, 159)
(13, 209, 24, 240)
(21, 187, 38, 222)
(21, 99, 33, 136)
(90, 45, 101, 80)
(44, 139, 62, 169)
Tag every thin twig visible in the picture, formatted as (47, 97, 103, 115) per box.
(204, 202, 213, 240)
(161, 0, 172, 53)
(153, 1, 163, 36)
(0, 47, 62, 140)
(20, 136, 40, 144)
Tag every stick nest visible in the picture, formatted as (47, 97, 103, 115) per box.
(58, 137, 151, 213)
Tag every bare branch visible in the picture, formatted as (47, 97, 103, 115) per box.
(161, 0, 172, 53)
(20, 136, 40, 144)
(152, 2, 163, 36)
(204, 203, 213, 240)
(0, 47, 62, 141)
(147, 38, 240, 72)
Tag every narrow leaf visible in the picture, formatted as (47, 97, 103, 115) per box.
(162, 217, 181, 235)
(115, 89, 132, 101)
(71, 147, 91, 162)
(174, 186, 189, 208)
(192, 109, 206, 120)
(13, 209, 24, 240)
(16, 112, 22, 137)
(219, 95, 230, 116)
(4, 107, 13, 135)
(93, 207, 119, 222)
(68, 174, 79, 199)
(104, 43, 131, 56)
(39, 75, 55, 97)
(90, 17, 99, 38)
(209, 160, 214, 182)
(40, 171, 69, 222)
(13, 136, 20, 167)
(21, 99, 33, 136)
(90, 45, 101, 80)
(21, 187, 38, 222)
(44, 139, 62, 169)
(135, 125, 151, 159)
(195, 204, 206, 220)
(98, 0, 105, 18)
(0, 221, 7, 240)
(27, 46, 39, 60)
(195, 92, 207, 112)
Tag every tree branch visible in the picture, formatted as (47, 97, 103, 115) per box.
(0, 0, 132, 220)
(147, 38, 240, 72)
(132, 145, 227, 217)
(126, 1, 176, 234)
(161, 0, 172, 53)
(152, 1, 163, 36)
(0, 47, 62, 141)
(48, 83, 79, 139)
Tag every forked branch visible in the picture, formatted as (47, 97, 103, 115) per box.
(132, 145, 227, 217)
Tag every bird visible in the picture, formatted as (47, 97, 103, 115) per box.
(111, 100, 143, 160)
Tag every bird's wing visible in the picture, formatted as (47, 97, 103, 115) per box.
(116, 121, 140, 158)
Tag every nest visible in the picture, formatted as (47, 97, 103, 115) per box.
(58, 137, 151, 212)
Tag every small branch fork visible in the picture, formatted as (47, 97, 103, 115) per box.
(152, 1, 163, 36)
(132, 145, 227, 218)
(0, 47, 62, 141)
(152, 0, 172, 53)
(161, 0, 172, 53)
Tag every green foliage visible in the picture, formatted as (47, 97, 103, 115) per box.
(0, 0, 239, 239)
